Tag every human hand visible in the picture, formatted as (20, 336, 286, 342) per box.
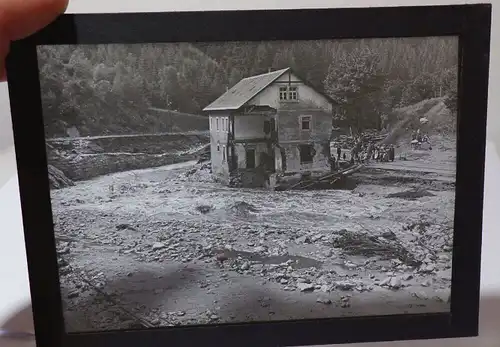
(0, 0, 68, 81)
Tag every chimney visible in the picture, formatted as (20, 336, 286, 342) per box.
(226, 85, 229, 92)
(268, 67, 272, 73)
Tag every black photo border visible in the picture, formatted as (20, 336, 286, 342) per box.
(6, 4, 491, 347)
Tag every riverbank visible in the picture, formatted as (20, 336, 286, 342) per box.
(46, 133, 210, 184)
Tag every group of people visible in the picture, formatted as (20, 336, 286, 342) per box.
(329, 137, 395, 171)
(410, 129, 431, 149)
(351, 141, 395, 164)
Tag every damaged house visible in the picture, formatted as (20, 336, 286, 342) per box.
(203, 67, 335, 188)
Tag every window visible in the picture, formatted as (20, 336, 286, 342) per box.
(279, 86, 299, 101)
(263, 120, 271, 134)
(216, 117, 219, 131)
(300, 115, 312, 131)
(245, 148, 256, 169)
(279, 86, 288, 100)
(299, 144, 315, 164)
(222, 145, 226, 162)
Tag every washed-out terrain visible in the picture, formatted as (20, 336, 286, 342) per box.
(53, 135, 455, 333)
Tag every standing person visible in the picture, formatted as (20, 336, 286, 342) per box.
(366, 142, 373, 163)
(337, 146, 342, 161)
(389, 145, 395, 162)
(411, 130, 417, 141)
(329, 155, 336, 172)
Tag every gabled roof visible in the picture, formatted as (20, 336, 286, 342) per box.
(203, 68, 290, 112)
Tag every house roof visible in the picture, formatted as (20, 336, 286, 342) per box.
(202, 68, 290, 112)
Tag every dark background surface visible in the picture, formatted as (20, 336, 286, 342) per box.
(6, 4, 491, 347)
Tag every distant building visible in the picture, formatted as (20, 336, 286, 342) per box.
(203, 67, 336, 188)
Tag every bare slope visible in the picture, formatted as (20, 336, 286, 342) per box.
(382, 97, 456, 146)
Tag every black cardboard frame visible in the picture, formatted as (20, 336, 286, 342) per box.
(6, 4, 491, 347)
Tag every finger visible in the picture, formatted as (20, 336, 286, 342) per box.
(0, 33, 9, 81)
(0, 0, 69, 41)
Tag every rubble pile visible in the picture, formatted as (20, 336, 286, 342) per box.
(331, 229, 421, 267)
(51, 157, 454, 329)
(333, 130, 388, 150)
(179, 162, 213, 184)
(48, 165, 75, 189)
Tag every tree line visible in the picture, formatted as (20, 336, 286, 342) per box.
(37, 36, 457, 137)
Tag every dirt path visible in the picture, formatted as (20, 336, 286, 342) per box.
(52, 159, 454, 332)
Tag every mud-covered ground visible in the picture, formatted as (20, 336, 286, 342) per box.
(52, 146, 455, 333)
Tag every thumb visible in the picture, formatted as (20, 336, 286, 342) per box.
(1, 0, 69, 41)
(0, 0, 69, 80)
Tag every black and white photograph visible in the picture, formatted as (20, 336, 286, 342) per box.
(38, 37, 458, 333)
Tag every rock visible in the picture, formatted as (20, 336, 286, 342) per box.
(240, 262, 250, 271)
(413, 291, 429, 300)
(419, 264, 436, 273)
(340, 296, 351, 308)
(316, 297, 332, 305)
(334, 280, 357, 291)
(253, 246, 267, 253)
(67, 290, 79, 299)
(320, 285, 330, 293)
(402, 274, 413, 281)
(379, 277, 392, 286)
(295, 236, 311, 244)
(297, 282, 315, 292)
(421, 279, 432, 287)
(59, 246, 70, 255)
(176, 311, 186, 317)
(439, 272, 452, 281)
(311, 234, 323, 242)
(381, 231, 397, 240)
(196, 205, 212, 214)
(152, 242, 166, 250)
(434, 289, 451, 303)
(389, 277, 402, 289)
(344, 261, 357, 270)
(216, 253, 228, 262)
(438, 254, 450, 262)
(391, 259, 403, 266)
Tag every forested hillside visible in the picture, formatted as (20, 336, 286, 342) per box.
(37, 37, 458, 138)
